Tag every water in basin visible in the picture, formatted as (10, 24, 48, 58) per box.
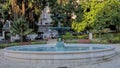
(6, 44, 107, 51)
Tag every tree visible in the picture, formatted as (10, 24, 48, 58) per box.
(2, 0, 84, 33)
(72, 0, 103, 32)
(94, 0, 120, 32)
(1, 0, 11, 20)
(2, 0, 41, 32)
(0, 22, 3, 33)
(72, 0, 120, 33)
(11, 16, 32, 42)
(51, 0, 83, 27)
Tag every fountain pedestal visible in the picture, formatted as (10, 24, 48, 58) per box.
(49, 21, 70, 48)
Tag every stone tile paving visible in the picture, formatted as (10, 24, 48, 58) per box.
(0, 44, 120, 68)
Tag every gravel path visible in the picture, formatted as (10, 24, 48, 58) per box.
(0, 44, 120, 68)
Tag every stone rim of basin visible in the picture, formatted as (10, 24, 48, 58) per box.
(4, 44, 116, 53)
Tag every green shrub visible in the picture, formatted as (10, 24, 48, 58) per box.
(63, 33, 88, 40)
(31, 41, 47, 44)
(111, 37, 120, 43)
(0, 41, 47, 49)
(0, 43, 19, 49)
(93, 33, 120, 43)
(91, 39, 108, 44)
(63, 32, 74, 40)
(77, 35, 88, 39)
(93, 34, 97, 38)
(64, 39, 79, 43)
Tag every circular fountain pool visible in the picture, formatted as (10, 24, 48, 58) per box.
(4, 44, 116, 60)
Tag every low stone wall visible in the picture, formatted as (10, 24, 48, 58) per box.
(4, 44, 116, 63)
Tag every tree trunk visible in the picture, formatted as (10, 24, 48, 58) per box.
(20, 29, 23, 42)
(20, 35, 23, 42)
(22, 0, 25, 16)
(99, 32, 102, 39)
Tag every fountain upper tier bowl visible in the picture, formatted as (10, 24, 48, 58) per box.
(4, 44, 116, 60)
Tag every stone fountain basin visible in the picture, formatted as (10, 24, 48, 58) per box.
(4, 44, 116, 60)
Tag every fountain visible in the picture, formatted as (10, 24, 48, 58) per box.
(49, 14, 70, 48)
(4, 14, 116, 67)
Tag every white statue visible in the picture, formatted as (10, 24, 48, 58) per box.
(38, 5, 52, 26)
(37, 4, 55, 39)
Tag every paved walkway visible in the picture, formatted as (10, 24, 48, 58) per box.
(47, 39, 57, 44)
(0, 44, 120, 68)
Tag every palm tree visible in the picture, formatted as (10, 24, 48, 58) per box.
(11, 16, 32, 42)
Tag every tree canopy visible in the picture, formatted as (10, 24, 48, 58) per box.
(1, 0, 120, 33)
(72, 0, 120, 32)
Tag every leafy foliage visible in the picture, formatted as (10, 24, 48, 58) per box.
(11, 17, 32, 42)
(51, 0, 83, 27)
(1, 0, 120, 34)
(72, 0, 120, 32)
(94, 0, 120, 32)
(1, 0, 11, 20)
